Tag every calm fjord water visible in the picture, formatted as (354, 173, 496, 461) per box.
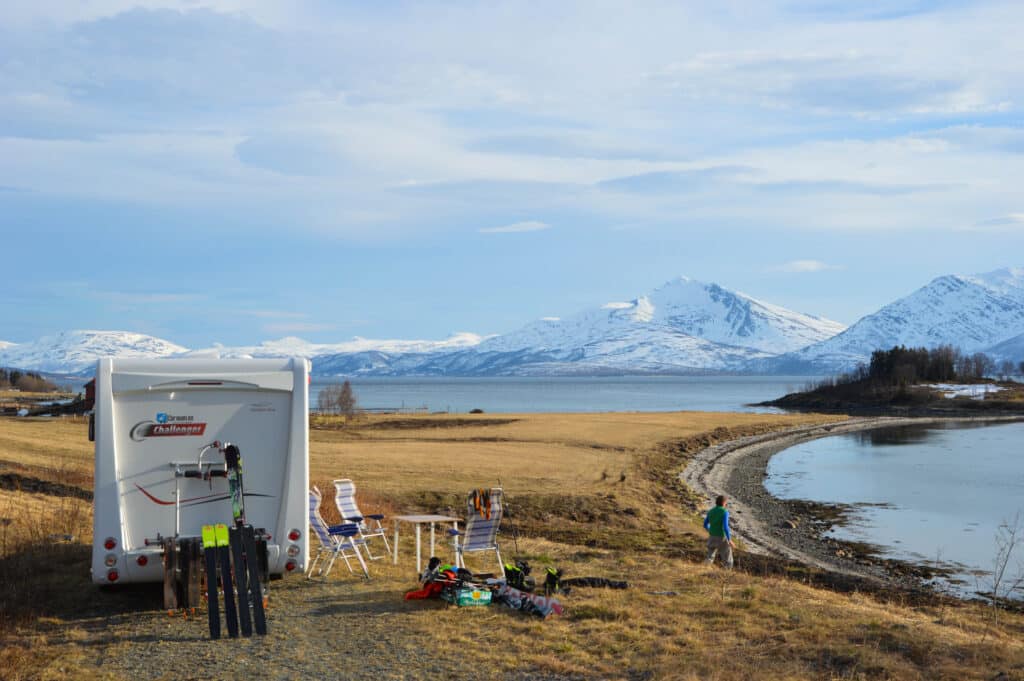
(766, 421, 1024, 597)
(311, 375, 812, 414)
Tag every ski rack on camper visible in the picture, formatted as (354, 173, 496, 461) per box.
(142, 440, 271, 637)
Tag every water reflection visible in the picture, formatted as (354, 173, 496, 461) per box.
(853, 425, 935, 446)
(852, 420, 993, 447)
(766, 420, 1024, 599)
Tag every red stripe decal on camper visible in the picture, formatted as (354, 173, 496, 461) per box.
(133, 484, 227, 506)
(133, 484, 274, 506)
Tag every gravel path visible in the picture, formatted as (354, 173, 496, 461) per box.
(70, 574, 579, 681)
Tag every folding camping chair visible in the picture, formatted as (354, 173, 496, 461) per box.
(333, 478, 391, 560)
(307, 486, 370, 579)
(450, 487, 503, 574)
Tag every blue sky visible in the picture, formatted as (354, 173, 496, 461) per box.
(2, 0, 1023, 348)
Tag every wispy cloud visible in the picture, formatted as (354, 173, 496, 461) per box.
(768, 260, 844, 273)
(479, 220, 550, 234)
(84, 288, 203, 305)
(242, 309, 308, 320)
(263, 322, 335, 334)
(966, 213, 1024, 231)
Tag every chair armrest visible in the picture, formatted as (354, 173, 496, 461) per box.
(344, 515, 364, 523)
(328, 523, 359, 537)
(366, 513, 385, 521)
(448, 528, 462, 537)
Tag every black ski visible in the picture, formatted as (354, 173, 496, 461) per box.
(201, 526, 220, 639)
(228, 524, 253, 636)
(215, 523, 239, 638)
(223, 443, 268, 636)
(242, 524, 267, 635)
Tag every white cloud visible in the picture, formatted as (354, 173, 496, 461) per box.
(478, 220, 550, 234)
(769, 260, 844, 273)
(2, 1, 1023, 243)
(242, 309, 308, 319)
(540, 316, 561, 321)
(263, 322, 335, 333)
(965, 213, 1024, 231)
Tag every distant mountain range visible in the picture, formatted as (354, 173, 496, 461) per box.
(4, 268, 1024, 377)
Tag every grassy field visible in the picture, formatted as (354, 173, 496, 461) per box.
(2, 411, 1024, 680)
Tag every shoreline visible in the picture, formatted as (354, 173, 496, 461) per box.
(681, 414, 1024, 589)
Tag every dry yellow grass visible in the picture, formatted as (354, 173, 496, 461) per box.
(0, 417, 94, 486)
(2, 412, 1024, 680)
(309, 411, 840, 497)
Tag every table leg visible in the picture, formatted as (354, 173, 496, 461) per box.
(415, 524, 422, 574)
(393, 521, 399, 565)
(430, 522, 436, 559)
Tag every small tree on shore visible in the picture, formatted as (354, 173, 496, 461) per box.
(318, 380, 358, 420)
(338, 380, 356, 419)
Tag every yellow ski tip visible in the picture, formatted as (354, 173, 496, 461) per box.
(201, 525, 216, 549)
(214, 523, 230, 547)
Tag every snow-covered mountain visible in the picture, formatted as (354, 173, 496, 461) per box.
(772, 267, 1024, 373)
(0, 278, 846, 377)
(481, 277, 843, 356)
(0, 330, 484, 376)
(311, 277, 845, 376)
(11, 269, 1024, 378)
(985, 332, 1024, 366)
(0, 330, 188, 374)
(182, 333, 483, 360)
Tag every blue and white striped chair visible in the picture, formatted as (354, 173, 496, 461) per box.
(307, 487, 369, 579)
(333, 478, 391, 560)
(450, 487, 503, 574)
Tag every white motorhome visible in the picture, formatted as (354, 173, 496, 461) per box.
(90, 358, 310, 587)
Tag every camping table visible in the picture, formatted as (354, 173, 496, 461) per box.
(392, 514, 460, 573)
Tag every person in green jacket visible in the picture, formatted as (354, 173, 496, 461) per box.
(703, 494, 734, 568)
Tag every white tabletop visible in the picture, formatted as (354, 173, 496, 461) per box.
(393, 514, 459, 523)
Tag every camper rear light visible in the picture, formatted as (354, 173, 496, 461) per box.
(103, 537, 117, 550)
(107, 569, 119, 582)
(288, 529, 301, 541)
(285, 560, 296, 572)
(286, 544, 300, 557)
(137, 555, 149, 567)
(104, 553, 117, 567)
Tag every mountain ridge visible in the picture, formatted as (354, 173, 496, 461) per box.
(771, 268, 1024, 373)
(5, 269, 1024, 377)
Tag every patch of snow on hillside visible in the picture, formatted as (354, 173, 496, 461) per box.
(631, 296, 655, 323)
(925, 383, 1006, 399)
